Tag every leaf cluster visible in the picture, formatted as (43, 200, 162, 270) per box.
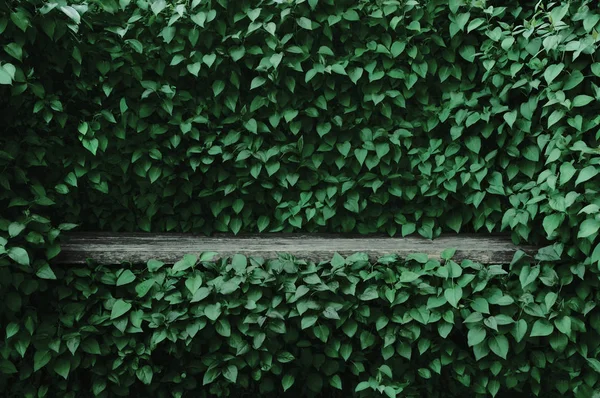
(1, 251, 600, 397)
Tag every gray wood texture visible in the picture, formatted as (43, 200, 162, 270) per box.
(55, 233, 538, 265)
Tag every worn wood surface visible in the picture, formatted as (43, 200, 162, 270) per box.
(54, 233, 538, 265)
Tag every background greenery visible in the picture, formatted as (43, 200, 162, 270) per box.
(1, 0, 600, 396)
(3, 250, 600, 397)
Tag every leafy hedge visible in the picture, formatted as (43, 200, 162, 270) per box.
(1, 0, 599, 242)
(2, 0, 600, 396)
(2, 250, 600, 397)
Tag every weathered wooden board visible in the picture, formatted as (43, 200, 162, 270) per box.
(54, 233, 538, 265)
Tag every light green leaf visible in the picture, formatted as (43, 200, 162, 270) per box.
(116, 269, 136, 286)
(136, 365, 153, 384)
(110, 299, 132, 319)
(548, 110, 564, 128)
(488, 335, 509, 359)
(172, 254, 198, 272)
(250, 76, 266, 90)
(297, 17, 313, 30)
(33, 350, 52, 372)
(572, 95, 594, 107)
(330, 374, 342, 390)
(60, 6, 81, 24)
(204, 303, 222, 321)
(578, 219, 600, 239)
(544, 63, 564, 84)
(444, 286, 462, 308)
(503, 110, 517, 128)
(459, 45, 476, 62)
(223, 365, 238, 383)
(511, 319, 528, 343)
(575, 166, 598, 186)
(554, 316, 571, 335)
(36, 264, 57, 280)
(282, 374, 295, 391)
(8, 247, 29, 266)
(530, 319, 554, 337)
(348, 67, 363, 84)
(468, 326, 486, 347)
(185, 274, 203, 294)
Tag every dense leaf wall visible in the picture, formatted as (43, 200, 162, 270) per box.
(1, 0, 600, 396)
(2, 252, 600, 397)
(0, 0, 598, 243)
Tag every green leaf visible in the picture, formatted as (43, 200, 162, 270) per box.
(544, 63, 564, 84)
(110, 299, 132, 319)
(116, 269, 136, 286)
(147, 259, 165, 272)
(554, 316, 571, 335)
(250, 76, 266, 90)
(468, 326, 486, 347)
(530, 319, 554, 337)
(359, 286, 379, 301)
(400, 271, 420, 283)
(523, 146, 539, 162)
(465, 136, 481, 153)
(172, 254, 198, 272)
(313, 325, 330, 342)
(8, 247, 29, 266)
(0, 65, 13, 84)
(297, 17, 313, 30)
(223, 364, 237, 383)
(185, 274, 203, 294)
(444, 286, 462, 308)
(548, 110, 564, 128)
(503, 110, 517, 128)
(53, 357, 70, 379)
(3, 43, 22, 61)
(60, 6, 81, 24)
(543, 213, 564, 237)
(488, 335, 509, 359)
(578, 219, 600, 239)
(572, 95, 594, 107)
(348, 67, 363, 84)
(340, 343, 353, 361)
(330, 374, 342, 390)
(8, 222, 25, 237)
(215, 319, 231, 337)
(257, 216, 270, 232)
(360, 330, 376, 349)
(204, 303, 222, 321)
(36, 264, 57, 280)
(441, 248, 456, 260)
(323, 307, 340, 320)
(137, 365, 153, 385)
(0, 359, 17, 374)
(135, 279, 155, 297)
(187, 62, 201, 76)
(151, 0, 166, 15)
(231, 254, 247, 273)
(282, 374, 295, 391)
(519, 265, 540, 289)
(81, 338, 101, 355)
(575, 166, 598, 186)
(459, 45, 476, 62)
(33, 350, 52, 372)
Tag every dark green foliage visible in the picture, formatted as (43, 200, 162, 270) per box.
(2, 0, 600, 396)
(0, 0, 599, 243)
(1, 251, 600, 397)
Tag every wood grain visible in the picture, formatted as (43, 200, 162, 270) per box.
(54, 232, 538, 265)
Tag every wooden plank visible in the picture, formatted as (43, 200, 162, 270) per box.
(54, 233, 538, 265)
